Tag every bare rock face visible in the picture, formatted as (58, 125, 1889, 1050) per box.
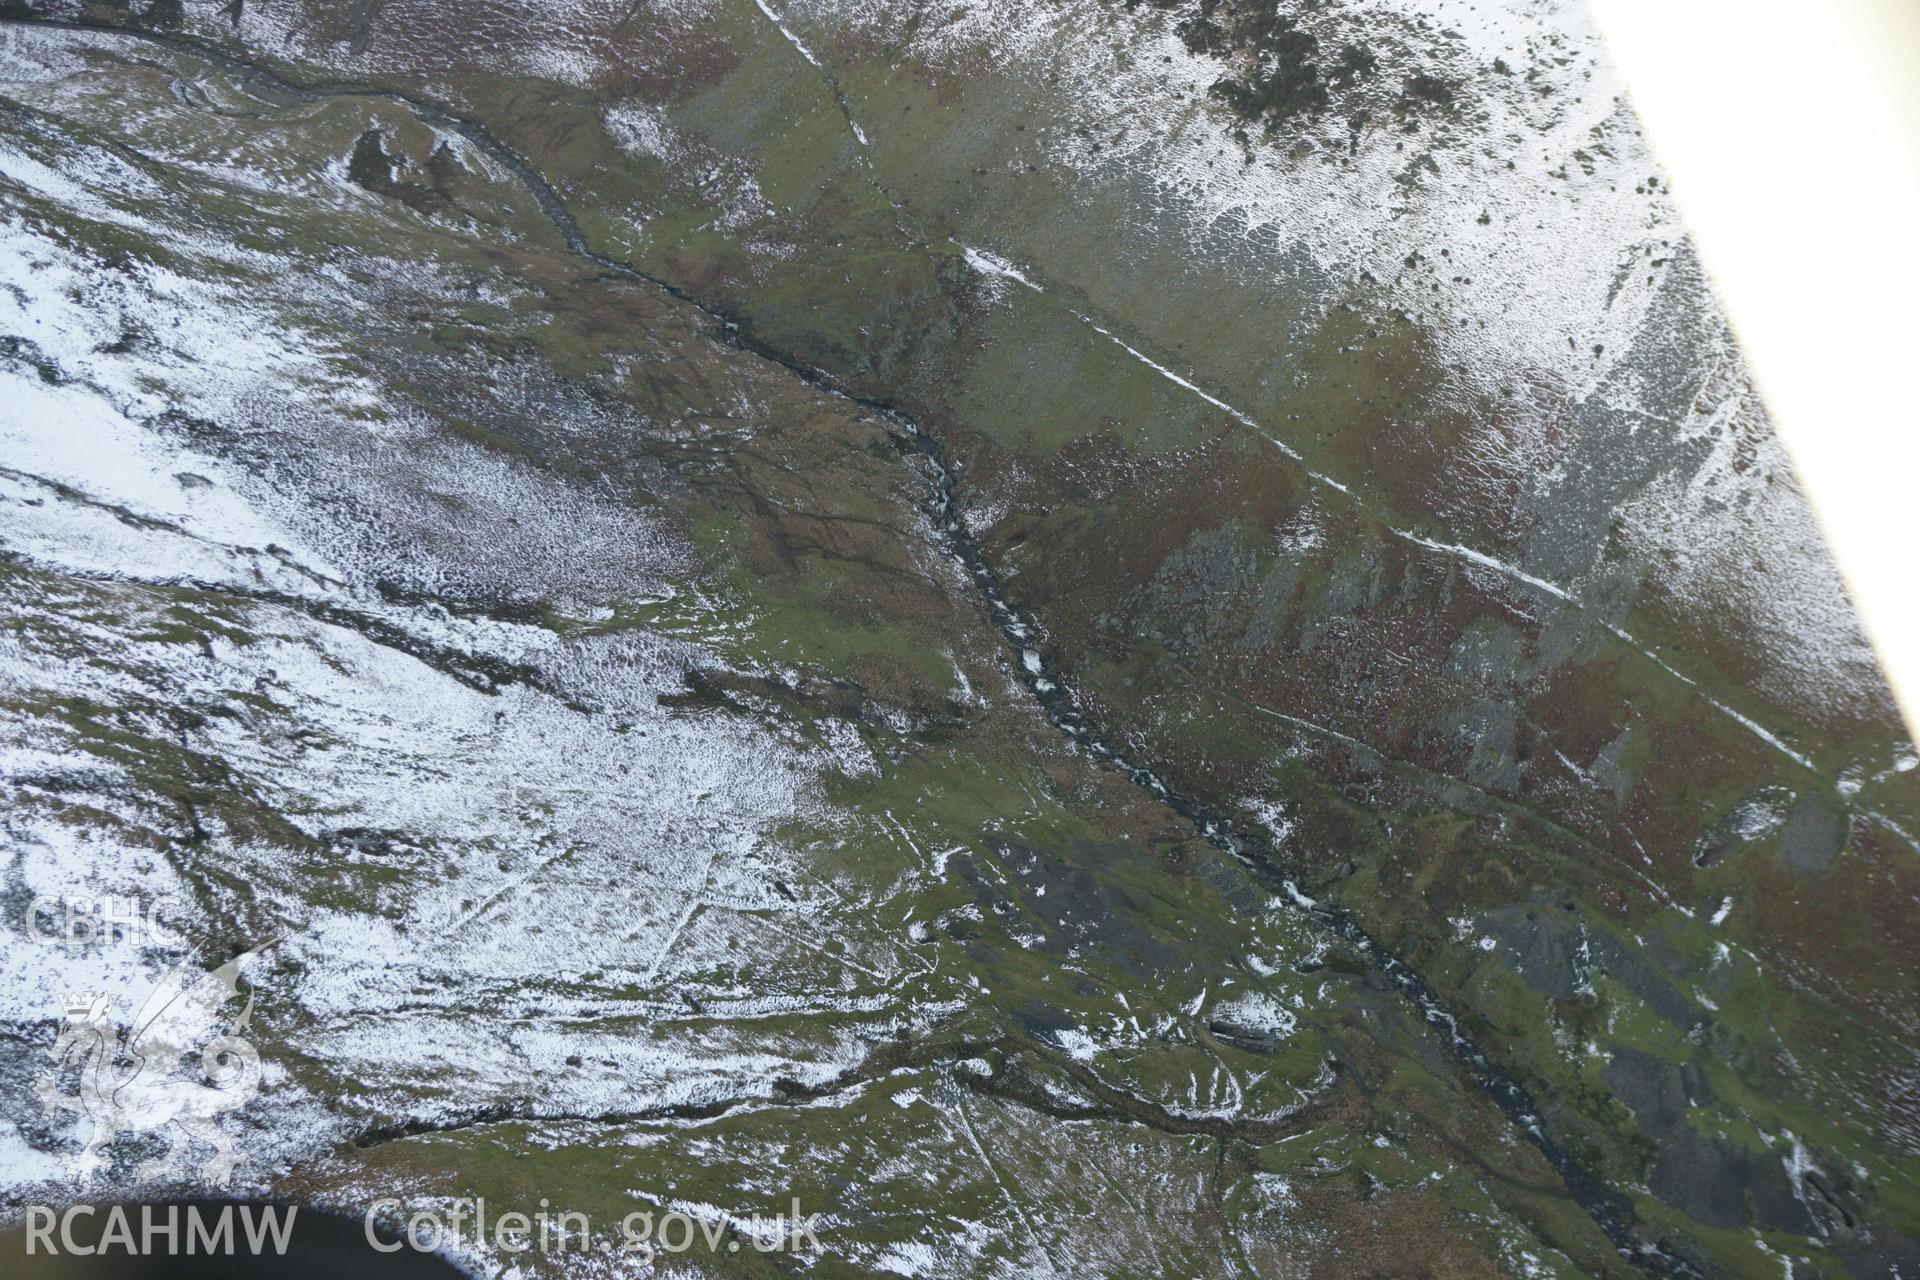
(0, 4, 1916, 1278)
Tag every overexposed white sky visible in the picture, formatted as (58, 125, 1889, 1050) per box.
(1587, 0, 1920, 733)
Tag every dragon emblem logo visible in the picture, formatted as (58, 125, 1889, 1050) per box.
(34, 943, 272, 1186)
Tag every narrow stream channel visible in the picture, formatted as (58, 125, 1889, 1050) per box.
(898, 424, 1704, 1280)
(3, 14, 1707, 1275)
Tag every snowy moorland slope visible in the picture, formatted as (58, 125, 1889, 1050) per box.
(0, 5, 1916, 1278)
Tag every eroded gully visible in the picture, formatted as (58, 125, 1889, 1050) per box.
(1, 14, 1705, 1276)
